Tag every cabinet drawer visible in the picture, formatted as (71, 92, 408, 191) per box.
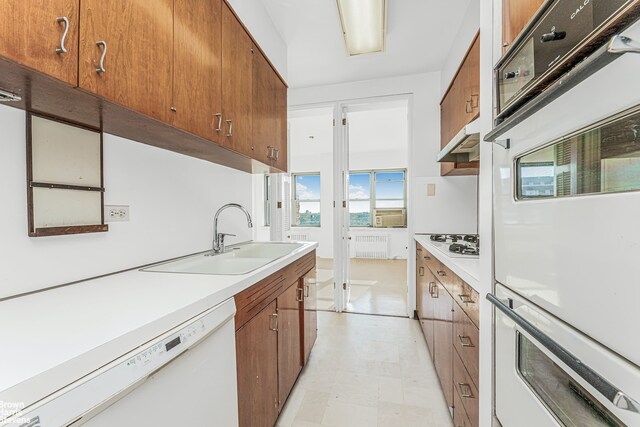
(453, 349, 479, 427)
(433, 261, 464, 303)
(456, 282, 479, 328)
(453, 385, 473, 427)
(453, 306, 479, 388)
(421, 249, 442, 279)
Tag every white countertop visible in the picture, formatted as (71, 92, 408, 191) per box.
(0, 241, 317, 412)
(414, 235, 480, 290)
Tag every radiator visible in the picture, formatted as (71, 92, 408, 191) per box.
(350, 234, 390, 259)
(290, 232, 310, 242)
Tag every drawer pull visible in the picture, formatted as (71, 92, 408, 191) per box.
(215, 112, 222, 132)
(226, 119, 233, 137)
(304, 284, 310, 298)
(419, 266, 424, 277)
(437, 270, 446, 277)
(296, 287, 304, 302)
(458, 334, 474, 348)
(458, 294, 473, 304)
(424, 256, 431, 260)
(429, 282, 439, 298)
(457, 382, 474, 399)
(269, 313, 278, 331)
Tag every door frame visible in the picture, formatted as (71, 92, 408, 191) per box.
(288, 94, 414, 317)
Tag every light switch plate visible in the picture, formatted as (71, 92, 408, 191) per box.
(105, 205, 130, 222)
(426, 184, 436, 197)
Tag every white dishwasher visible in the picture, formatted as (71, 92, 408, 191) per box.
(2, 298, 238, 427)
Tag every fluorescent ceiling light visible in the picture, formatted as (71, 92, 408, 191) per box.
(337, 0, 386, 56)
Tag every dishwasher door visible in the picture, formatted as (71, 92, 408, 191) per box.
(80, 316, 238, 426)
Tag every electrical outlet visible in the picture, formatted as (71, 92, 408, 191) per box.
(105, 205, 130, 222)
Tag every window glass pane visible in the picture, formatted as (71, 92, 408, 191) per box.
(349, 173, 371, 200)
(295, 174, 321, 200)
(295, 201, 320, 227)
(349, 200, 371, 227)
(375, 171, 405, 182)
(517, 333, 624, 426)
(376, 200, 404, 208)
(517, 108, 640, 200)
(376, 181, 404, 200)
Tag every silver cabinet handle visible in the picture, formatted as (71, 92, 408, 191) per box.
(225, 119, 233, 137)
(304, 284, 309, 298)
(487, 293, 640, 413)
(465, 99, 472, 113)
(274, 148, 280, 161)
(457, 382, 474, 399)
(267, 146, 274, 159)
(418, 266, 424, 277)
(458, 294, 473, 304)
(96, 41, 107, 73)
(471, 94, 479, 108)
(429, 282, 439, 298)
(56, 17, 69, 54)
(424, 256, 431, 260)
(458, 334, 474, 348)
(269, 313, 278, 331)
(215, 113, 222, 132)
(437, 270, 446, 277)
(296, 287, 304, 302)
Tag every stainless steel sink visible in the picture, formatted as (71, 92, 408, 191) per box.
(141, 242, 304, 275)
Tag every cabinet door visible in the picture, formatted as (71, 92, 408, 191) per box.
(502, 0, 545, 53)
(463, 35, 480, 122)
(419, 267, 437, 359)
(433, 282, 454, 408)
(277, 281, 303, 411)
(0, 0, 79, 85)
(302, 269, 317, 365)
(173, 0, 222, 141)
(79, 0, 173, 123)
(252, 48, 276, 164)
(222, 3, 253, 156)
(272, 72, 288, 171)
(236, 300, 279, 427)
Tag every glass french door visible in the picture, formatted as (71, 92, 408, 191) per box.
(333, 105, 351, 312)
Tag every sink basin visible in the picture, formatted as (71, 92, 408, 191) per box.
(141, 242, 304, 275)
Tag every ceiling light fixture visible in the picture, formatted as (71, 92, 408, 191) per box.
(336, 0, 386, 56)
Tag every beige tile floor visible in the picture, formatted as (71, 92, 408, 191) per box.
(316, 258, 408, 317)
(276, 312, 453, 427)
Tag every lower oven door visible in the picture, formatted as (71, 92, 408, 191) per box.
(494, 284, 640, 427)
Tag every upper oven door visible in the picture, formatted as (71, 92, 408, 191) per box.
(494, 284, 640, 427)
(493, 17, 640, 367)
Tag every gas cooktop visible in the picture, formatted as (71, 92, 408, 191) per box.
(428, 234, 480, 258)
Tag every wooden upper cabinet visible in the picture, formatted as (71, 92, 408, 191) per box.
(440, 32, 480, 177)
(222, 3, 253, 157)
(172, 0, 223, 142)
(272, 73, 288, 172)
(0, 0, 79, 85)
(252, 48, 276, 165)
(277, 282, 303, 411)
(78, 0, 173, 123)
(502, 0, 545, 53)
(236, 300, 279, 427)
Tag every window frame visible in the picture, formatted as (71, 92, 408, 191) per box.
(348, 168, 407, 228)
(264, 174, 271, 227)
(292, 172, 321, 227)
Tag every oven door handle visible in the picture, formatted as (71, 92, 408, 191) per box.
(486, 293, 640, 414)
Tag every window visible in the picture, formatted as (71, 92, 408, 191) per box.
(264, 175, 271, 226)
(348, 169, 406, 227)
(293, 173, 321, 227)
(516, 107, 640, 200)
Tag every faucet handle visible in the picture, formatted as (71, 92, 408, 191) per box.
(218, 232, 236, 238)
(216, 232, 236, 253)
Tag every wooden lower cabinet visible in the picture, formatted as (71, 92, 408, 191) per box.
(277, 281, 303, 411)
(433, 282, 454, 408)
(236, 300, 279, 427)
(416, 243, 480, 426)
(301, 268, 318, 365)
(235, 252, 317, 427)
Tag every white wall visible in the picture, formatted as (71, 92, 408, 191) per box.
(0, 106, 254, 300)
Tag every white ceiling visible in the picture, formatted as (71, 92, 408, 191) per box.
(261, 0, 472, 88)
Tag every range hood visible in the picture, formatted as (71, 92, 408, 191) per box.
(437, 118, 480, 163)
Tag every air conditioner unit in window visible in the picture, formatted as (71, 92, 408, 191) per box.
(373, 208, 406, 228)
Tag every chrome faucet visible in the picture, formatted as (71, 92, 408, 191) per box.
(211, 203, 253, 254)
